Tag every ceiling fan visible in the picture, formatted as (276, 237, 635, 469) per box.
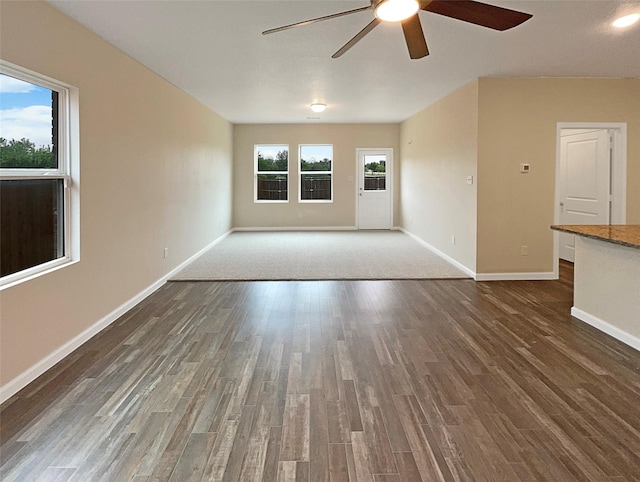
(262, 0, 532, 60)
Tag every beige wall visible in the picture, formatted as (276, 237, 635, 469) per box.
(233, 124, 401, 228)
(399, 77, 639, 276)
(399, 81, 479, 272)
(477, 77, 640, 274)
(0, 2, 233, 387)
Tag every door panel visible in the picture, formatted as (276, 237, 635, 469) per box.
(559, 129, 610, 262)
(357, 149, 392, 230)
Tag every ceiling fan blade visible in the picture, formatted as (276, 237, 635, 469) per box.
(332, 18, 381, 58)
(262, 6, 372, 35)
(423, 0, 532, 31)
(402, 14, 429, 59)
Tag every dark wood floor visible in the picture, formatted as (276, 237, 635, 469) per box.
(2, 262, 640, 481)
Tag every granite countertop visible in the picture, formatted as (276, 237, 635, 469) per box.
(550, 225, 640, 250)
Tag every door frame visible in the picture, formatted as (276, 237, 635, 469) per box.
(553, 122, 627, 276)
(355, 148, 393, 229)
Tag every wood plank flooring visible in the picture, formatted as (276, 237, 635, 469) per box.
(2, 262, 640, 481)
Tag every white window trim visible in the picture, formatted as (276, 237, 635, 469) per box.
(0, 60, 80, 290)
(299, 144, 333, 204)
(254, 144, 289, 203)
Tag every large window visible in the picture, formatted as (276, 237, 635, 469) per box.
(299, 144, 332, 202)
(0, 61, 79, 288)
(255, 144, 288, 202)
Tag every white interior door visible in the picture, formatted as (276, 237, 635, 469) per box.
(357, 148, 392, 230)
(558, 129, 611, 262)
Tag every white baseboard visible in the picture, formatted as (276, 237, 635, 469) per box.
(232, 226, 357, 232)
(399, 228, 476, 279)
(0, 230, 232, 405)
(571, 307, 640, 353)
(475, 271, 557, 281)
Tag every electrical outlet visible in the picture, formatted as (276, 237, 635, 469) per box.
(164, 247, 169, 259)
(521, 245, 528, 256)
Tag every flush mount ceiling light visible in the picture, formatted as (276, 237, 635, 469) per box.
(375, 0, 420, 22)
(310, 103, 327, 113)
(612, 13, 640, 28)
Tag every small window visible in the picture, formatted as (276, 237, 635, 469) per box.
(1, 61, 79, 288)
(255, 145, 288, 202)
(363, 154, 386, 191)
(299, 144, 332, 202)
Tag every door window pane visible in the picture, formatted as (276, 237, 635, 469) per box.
(363, 154, 386, 191)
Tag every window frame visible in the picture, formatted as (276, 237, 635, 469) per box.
(298, 144, 333, 203)
(0, 60, 80, 289)
(254, 144, 289, 203)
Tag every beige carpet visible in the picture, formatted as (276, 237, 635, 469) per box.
(170, 231, 470, 281)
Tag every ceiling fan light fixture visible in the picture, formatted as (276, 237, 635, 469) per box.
(612, 13, 640, 28)
(375, 0, 420, 22)
(310, 103, 327, 113)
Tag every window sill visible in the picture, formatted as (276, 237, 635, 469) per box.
(0, 257, 79, 291)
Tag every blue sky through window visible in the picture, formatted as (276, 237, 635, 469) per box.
(300, 145, 332, 162)
(258, 145, 287, 160)
(256, 145, 333, 162)
(0, 73, 53, 148)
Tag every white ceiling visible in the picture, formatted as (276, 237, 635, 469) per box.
(48, 0, 640, 124)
